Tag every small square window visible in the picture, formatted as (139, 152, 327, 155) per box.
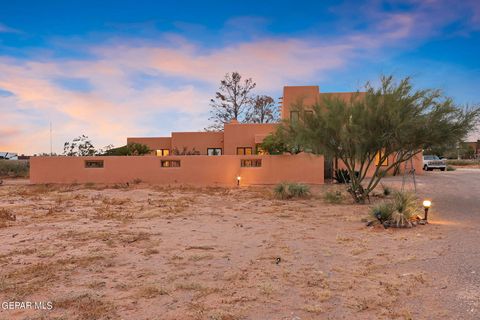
(161, 160, 181, 167)
(237, 147, 252, 155)
(156, 149, 170, 156)
(241, 159, 262, 167)
(207, 148, 222, 156)
(85, 160, 104, 168)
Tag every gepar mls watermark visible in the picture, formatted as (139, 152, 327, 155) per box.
(1, 301, 53, 311)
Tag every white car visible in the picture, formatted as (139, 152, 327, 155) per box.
(423, 155, 446, 171)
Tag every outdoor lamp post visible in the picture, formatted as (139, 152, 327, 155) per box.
(237, 176, 241, 187)
(422, 200, 431, 221)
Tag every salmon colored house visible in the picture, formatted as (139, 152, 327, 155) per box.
(30, 86, 422, 186)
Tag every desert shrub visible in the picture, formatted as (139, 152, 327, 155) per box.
(446, 166, 456, 171)
(370, 191, 421, 228)
(274, 182, 310, 199)
(381, 184, 392, 196)
(370, 202, 394, 222)
(447, 159, 480, 166)
(324, 190, 344, 204)
(334, 169, 360, 184)
(0, 160, 29, 178)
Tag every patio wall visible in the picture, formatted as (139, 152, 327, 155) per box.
(30, 153, 324, 186)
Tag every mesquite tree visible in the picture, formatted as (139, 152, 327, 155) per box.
(207, 72, 256, 131)
(267, 76, 480, 203)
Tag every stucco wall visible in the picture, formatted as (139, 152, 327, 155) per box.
(30, 153, 324, 186)
(171, 132, 224, 155)
(282, 86, 320, 120)
(223, 122, 278, 155)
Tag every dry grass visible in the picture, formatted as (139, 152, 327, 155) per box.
(0, 180, 449, 319)
(54, 293, 117, 320)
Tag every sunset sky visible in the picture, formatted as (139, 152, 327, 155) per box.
(1, 0, 479, 154)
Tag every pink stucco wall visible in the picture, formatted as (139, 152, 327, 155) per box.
(171, 131, 224, 154)
(30, 153, 324, 186)
(223, 122, 278, 155)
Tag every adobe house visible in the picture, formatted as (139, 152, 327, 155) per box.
(30, 86, 423, 186)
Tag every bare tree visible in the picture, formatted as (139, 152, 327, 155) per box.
(245, 95, 279, 123)
(206, 72, 256, 131)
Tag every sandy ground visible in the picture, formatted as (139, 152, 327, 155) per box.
(0, 171, 477, 320)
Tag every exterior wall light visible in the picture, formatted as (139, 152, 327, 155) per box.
(422, 200, 431, 221)
(237, 176, 241, 186)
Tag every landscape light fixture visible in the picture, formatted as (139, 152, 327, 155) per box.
(237, 176, 241, 186)
(422, 200, 431, 221)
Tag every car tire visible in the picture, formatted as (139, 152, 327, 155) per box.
(440, 168, 446, 171)
(423, 165, 428, 171)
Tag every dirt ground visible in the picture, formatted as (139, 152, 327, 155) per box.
(0, 172, 476, 320)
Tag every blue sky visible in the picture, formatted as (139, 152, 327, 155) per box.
(1, 0, 479, 153)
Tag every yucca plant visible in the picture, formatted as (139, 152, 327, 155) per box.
(370, 202, 394, 223)
(390, 191, 421, 227)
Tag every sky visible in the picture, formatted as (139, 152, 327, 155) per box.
(0, 0, 479, 154)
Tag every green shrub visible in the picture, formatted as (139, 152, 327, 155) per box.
(274, 182, 310, 199)
(447, 159, 480, 166)
(0, 160, 29, 178)
(370, 202, 394, 222)
(446, 166, 456, 171)
(324, 190, 344, 204)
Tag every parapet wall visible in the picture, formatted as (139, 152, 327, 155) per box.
(30, 153, 324, 186)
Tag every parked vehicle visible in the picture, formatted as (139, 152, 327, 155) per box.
(0, 152, 18, 160)
(423, 155, 446, 171)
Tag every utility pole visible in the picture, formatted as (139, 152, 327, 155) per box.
(50, 122, 53, 156)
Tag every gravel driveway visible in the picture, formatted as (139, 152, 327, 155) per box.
(386, 168, 480, 319)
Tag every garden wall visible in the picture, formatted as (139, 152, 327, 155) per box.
(30, 153, 324, 186)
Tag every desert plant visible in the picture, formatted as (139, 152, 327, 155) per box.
(324, 190, 344, 204)
(333, 169, 360, 184)
(370, 202, 394, 223)
(446, 165, 456, 171)
(274, 182, 310, 199)
(381, 184, 392, 196)
(390, 191, 421, 227)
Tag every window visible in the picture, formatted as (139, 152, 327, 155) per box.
(256, 144, 266, 155)
(375, 150, 388, 166)
(161, 160, 181, 167)
(85, 160, 104, 168)
(290, 111, 299, 122)
(156, 149, 170, 156)
(237, 147, 252, 155)
(207, 148, 222, 156)
(241, 159, 262, 167)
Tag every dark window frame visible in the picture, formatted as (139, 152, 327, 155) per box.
(161, 160, 181, 168)
(236, 147, 253, 155)
(207, 148, 222, 156)
(240, 159, 262, 167)
(85, 160, 104, 168)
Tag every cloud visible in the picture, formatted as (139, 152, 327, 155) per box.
(0, 22, 21, 34)
(0, 2, 478, 154)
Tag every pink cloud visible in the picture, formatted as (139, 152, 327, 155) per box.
(1, 3, 474, 154)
